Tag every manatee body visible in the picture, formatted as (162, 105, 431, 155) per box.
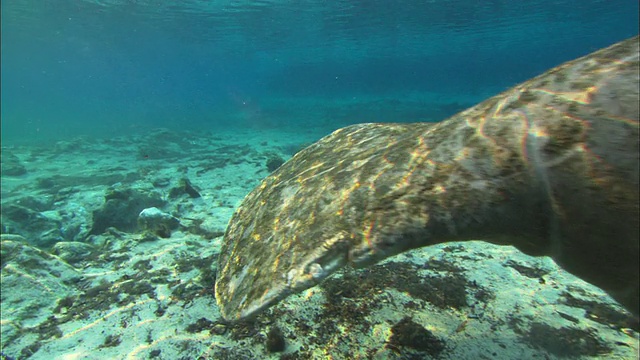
(215, 36, 639, 321)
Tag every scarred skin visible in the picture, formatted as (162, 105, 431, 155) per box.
(215, 36, 639, 322)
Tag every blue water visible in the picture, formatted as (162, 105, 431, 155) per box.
(1, 0, 638, 144)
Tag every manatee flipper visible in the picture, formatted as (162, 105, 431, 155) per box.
(215, 36, 639, 321)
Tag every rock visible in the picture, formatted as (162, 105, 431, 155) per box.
(136, 129, 190, 160)
(1, 240, 82, 346)
(0, 234, 28, 243)
(51, 241, 95, 265)
(137, 207, 180, 238)
(0, 204, 63, 248)
(181, 178, 202, 198)
(265, 326, 286, 353)
(265, 153, 285, 172)
(1, 150, 27, 176)
(152, 177, 171, 188)
(53, 137, 89, 154)
(168, 178, 202, 199)
(90, 186, 165, 235)
(11, 195, 54, 212)
(3, 163, 27, 176)
(57, 202, 92, 242)
(1, 198, 91, 247)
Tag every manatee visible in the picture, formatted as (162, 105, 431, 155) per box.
(215, 36, 639, 321)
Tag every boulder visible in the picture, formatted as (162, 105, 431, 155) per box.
(51, 241, 95, 265)
(137, 207, 180, 238)
(90, 186, 165, 235)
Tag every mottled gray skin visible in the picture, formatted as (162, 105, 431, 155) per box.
(216, 36, 639, 322)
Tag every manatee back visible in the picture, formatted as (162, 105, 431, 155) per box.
(523, 36, 639, 313)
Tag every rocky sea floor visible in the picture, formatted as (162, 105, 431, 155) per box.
(1, 127, 638, 359)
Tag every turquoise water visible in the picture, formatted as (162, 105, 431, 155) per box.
(1, 0, 638, 144)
